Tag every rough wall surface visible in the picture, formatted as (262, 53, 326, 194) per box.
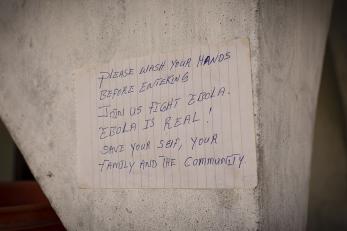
(0, 0, 331, 230)
(0, 1, 260, 230)
(257, 1, 332, 230)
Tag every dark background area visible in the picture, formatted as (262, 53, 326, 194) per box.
(0, 119, 33, 182)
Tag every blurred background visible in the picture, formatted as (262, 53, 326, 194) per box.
(0, 0, 346, 230)
(0, 120, 33, 182)
(307, 0, 347, 230)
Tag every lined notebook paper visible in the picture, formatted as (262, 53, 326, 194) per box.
(76, 38, 257, 189)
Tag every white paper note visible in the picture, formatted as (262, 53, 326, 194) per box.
(76, 38, 257, 188)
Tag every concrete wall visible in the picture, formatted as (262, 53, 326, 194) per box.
(0, 1, 332, 230)
(257, 1, 332, 230)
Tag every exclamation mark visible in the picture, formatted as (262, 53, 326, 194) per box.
(207, 107, 213, 124)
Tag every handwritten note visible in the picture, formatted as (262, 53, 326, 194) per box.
(76, 38, 257, 188)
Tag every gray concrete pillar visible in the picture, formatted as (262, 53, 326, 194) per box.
(0, 1, 332, 230)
